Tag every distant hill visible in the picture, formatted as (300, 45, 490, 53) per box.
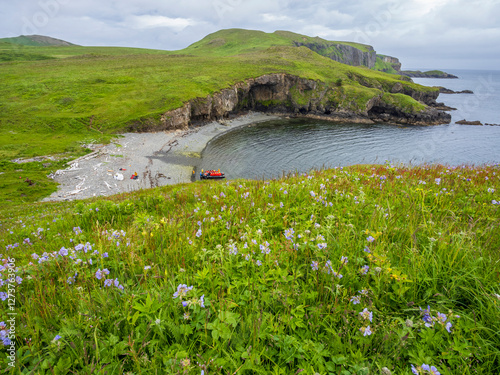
(0, 34, 76, 47)
(183, 29, 378, 69)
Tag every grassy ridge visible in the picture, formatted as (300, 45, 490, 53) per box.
(1, 164, 499, 373)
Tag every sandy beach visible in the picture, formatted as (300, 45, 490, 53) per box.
(42, 112, 280, 202)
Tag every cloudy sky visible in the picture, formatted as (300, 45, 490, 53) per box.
(2, 0, 499, 70)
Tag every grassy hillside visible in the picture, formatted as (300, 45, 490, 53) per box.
(0, 35, 76, 47)
(183, 28, 372, 57)
(1, 164, 499, 373)
(0, 29, 437, 205)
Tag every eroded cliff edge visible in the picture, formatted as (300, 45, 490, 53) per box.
(130, 73, 450, 132)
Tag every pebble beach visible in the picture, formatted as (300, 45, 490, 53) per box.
(42, 112, 279, 202)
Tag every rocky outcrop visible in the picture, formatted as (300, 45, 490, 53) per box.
(456, 120, 483, 125)
(377, 55, 402, 72)
(438, 87, 474, 94)
(294, 42, 377, 68)
(131, 74, 450, 132)
(402, 70, 458, 79)
(367, 102, 451, 125)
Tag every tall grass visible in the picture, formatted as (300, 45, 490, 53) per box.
(1, 163, 499, 374)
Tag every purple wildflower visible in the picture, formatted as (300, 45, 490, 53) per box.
(95, 269, 104, 280)
(360, 308, 373, 322)
(360, 265, 369, 275)
(173, 284, 193, 299)
(350, 296, 361, 305)
(317, 242, 327, 250)
(445, 322, 452, 333)
(284, 228, 294, 240)
(58, 247, 68, 256)
(360, 326, 372, 336)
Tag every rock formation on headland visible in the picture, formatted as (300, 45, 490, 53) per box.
(131, 73, 450, 132)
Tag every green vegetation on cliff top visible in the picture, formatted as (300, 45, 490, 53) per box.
(0, 28, 438, 204)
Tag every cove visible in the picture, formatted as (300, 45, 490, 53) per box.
(199, 118, 500, 180)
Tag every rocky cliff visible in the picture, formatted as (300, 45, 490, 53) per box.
(294, 42, 377, 68)
(376, 55, 402, 73)
(130, 74, 450, 132)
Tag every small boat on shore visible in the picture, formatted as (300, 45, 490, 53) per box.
(200, 169, 225, 180)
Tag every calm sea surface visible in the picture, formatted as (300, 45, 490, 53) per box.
(199, 70, 500, 180)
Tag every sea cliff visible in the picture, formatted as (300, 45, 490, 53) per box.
(130, 73, 450, 132)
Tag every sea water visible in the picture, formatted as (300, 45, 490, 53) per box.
(199, 70, 500, 180)
(412, 69, 500, 125)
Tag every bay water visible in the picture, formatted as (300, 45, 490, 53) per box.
(199, 70, 500, 180)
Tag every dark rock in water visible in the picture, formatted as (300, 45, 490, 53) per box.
(433, 103, 457, 111)
(485, 123, 500, 126)
(456, 119, 483, 125)
(438, 87, 474, 94)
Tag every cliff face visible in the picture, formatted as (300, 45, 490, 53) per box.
(294, 42, 377, 68)
(130, 74, 450, 132)
(379, 55, 402, 71)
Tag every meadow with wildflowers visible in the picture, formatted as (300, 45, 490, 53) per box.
(1, 163, 500, 374)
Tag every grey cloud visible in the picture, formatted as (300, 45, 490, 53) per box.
(1, 0, 499, 69)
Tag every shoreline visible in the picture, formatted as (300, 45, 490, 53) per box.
(42, 112, 281, 202)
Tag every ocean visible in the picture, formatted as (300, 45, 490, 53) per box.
(412, 69, 500, 125)
(198, 70, 500, 179)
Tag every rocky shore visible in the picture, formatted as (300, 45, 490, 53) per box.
(129, 73, 450, 134)
(42, 113, 280, 202)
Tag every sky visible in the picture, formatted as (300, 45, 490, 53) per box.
(1, 0, 499, 70)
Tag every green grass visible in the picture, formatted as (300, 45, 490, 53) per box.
(1, 163, 499, 374)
